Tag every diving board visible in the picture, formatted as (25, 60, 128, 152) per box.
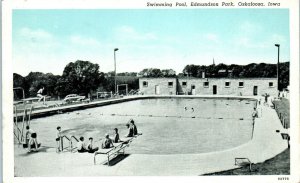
(94, 136, 136, 166)
(21, 96, 51, 104)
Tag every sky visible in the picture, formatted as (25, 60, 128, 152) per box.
(12, 9, 290, 76)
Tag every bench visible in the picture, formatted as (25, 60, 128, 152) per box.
(94, 137, 135, 166)
(235, 157, 252, 171)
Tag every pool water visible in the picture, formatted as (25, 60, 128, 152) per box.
(24, 98, 256, 154)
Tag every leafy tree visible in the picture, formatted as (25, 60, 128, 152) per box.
(24, 72, 60, 97)
(183, 65, 202, 77)
(13, 73, 26, 100)
(161, 69, 176, 77)
(58, 60, 103, 97)
(13, 73, 26, 88)
(138, 68, 163, 77)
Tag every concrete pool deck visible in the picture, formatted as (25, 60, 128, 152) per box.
(14, 95, 288, 176)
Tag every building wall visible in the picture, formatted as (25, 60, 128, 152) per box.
(139, 78, 177, 95)
(139, 77, 278, 96)
(177, 78, 278, 96)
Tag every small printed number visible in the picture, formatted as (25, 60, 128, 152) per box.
(278, 177, 289, 181)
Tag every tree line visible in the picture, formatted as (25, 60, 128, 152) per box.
(13, 60, 289, 100)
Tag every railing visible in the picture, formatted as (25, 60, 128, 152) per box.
(70, 136, 79, 152)
(235, 157, 252, 171)
(56, 135, 80, 153)
(94, 137, 135, 166)
(128, 89, 139, 95)
(58, 135, 70, 152)
(14, 103, 34, 144)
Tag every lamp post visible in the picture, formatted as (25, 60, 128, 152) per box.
(114, 48, 119, 94)
(275, 44, 280, 91)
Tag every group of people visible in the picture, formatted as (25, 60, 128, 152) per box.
(55, 119, 139, 153)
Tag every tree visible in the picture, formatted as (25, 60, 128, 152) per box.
(13, 73, 26, 100)
(161, 69, 176, 77)
(58, 60, 103, 97)
(24, 72, 61, 97)
(13, 73, 26, 88)
(278, 62, 289, 90)
(138, 68, 163, 77)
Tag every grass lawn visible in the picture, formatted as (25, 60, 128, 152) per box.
(273, 98, 290, 128)
(205, 98, 290, 175)
(205, 148, 290, 175)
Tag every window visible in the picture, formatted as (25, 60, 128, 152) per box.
(168, 82, 173, 88)
(182, 82, 187, 87)
(203, 82, 209, 87)
(225, 82, 230, 87)
(269, 82, 274, 87)
(239, 82, 244, 87)
(143, 81, 148, 87)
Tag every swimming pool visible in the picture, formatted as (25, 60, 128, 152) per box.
(26, 97, 256, 154)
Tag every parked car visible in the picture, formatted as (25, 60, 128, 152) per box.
(64, 94, 86, 103)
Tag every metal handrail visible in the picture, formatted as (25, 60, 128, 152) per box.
(235, 157, 252, 171)
(94, 136, 135, 165)
(70, 136, 79, 152)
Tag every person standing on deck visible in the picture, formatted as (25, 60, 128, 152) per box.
(56, 126, 62, 152)
(252, 107, 258, 123)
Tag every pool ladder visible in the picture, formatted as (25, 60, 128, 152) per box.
(58, 135, 79, 153)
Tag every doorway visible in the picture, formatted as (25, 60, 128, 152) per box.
(191, 85, 196, 95)
(253, 86, 258, 96)
(155, 85, 160, 95)
(213, 85, 217, 95)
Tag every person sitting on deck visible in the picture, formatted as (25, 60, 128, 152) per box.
(129, 119, 138, 136)
(77, 136, 88, 153)
(37, 87, 46, 105)
(101, 134, 114, 149)
(87, 137, 99, 153)
(24, 126, 40, 152)
(125, 123, 134, 137)
(24, 126, 31, 147)
(56, 126, 62, 152)
(113, 128, 121, 143)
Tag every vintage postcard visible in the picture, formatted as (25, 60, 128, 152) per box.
(2, 0, 299, 182)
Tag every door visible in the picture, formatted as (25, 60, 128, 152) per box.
(155, 85, 160, 95)
(191, 85, 196, 95)
(253, 86, 258, 96)
(213, 85, 217, 95)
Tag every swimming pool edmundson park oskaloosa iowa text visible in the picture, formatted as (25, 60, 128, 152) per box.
(146, 1, 281, 7)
